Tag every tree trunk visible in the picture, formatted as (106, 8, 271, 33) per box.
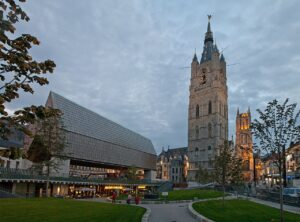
(282, 147, 287, 187)
(279, 166, 284, 222)
(222, 184, 225, 208)
(46, 165, 50, 197)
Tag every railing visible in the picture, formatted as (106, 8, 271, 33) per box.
(0, 167, 163, 185)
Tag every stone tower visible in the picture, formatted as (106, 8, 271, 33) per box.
(235, 108, 254, 181)
(187, 16, 228, 181)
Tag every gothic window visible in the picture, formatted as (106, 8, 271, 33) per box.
(208, 101, 212, 114)
(195, 147, 199, 157)
(208, 145, 211, 150)
(208, 123, 212, 137)
(196, 104, 199, 118)
(220, 124, 222, 137)
(195, 126, 199, 139)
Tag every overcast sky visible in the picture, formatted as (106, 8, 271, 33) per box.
(6, 0, 300, 154)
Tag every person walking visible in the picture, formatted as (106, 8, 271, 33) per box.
(135, 195, 140, 205)
(111, 191, 117, 203)
(127, 194, 132, 204)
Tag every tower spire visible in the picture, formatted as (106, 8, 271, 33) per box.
(204, 15, 213, 44)
(200, 15, 214, 64)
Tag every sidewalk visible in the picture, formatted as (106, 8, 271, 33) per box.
(243, 196, 300, 215)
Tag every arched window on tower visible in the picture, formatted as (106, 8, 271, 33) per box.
(196, 105, 199, 118)
(208, 123, 212, 138)
(208, 101, 212, 114)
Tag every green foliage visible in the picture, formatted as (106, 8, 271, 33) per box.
(27, 110, 66, 177)
(0, 0, 57, 140)
(125, 165, 139, 180)
(214, 140, 243, 186)
(160, 189, 224, 201)
(27, 135, 49, 163)
(193, 199, 300, 222)
(230, 157, 244, 184)
(8, 147, 22, 159)
(251, 99, 300, 221)
(0, 198, 145, 222)
(196, 166, 214, 184)
(252, 99, 300, 169)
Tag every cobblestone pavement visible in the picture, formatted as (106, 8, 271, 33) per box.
(144, 202, 197, 222)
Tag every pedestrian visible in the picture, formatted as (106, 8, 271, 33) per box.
(127, 194, 132, 204)
(112, 191, 117, 203)
(135, 195, 140, 205)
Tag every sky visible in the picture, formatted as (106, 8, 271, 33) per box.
(5, 0, 300, 154)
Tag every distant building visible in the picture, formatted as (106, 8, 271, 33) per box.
(286, 142, 300, 185)
(25, 91, 157, 180)
(187, 16, 228, 181)
(235, 108, 254, 181)
(156, 147, 188, 183)
(0, 128, 31, 170)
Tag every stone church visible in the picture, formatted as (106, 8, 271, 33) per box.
(187, 16, 228, 181)
(235, 108, 254, 181)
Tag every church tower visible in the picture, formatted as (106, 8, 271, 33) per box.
(187, 16, 228, 181)
(235, 108, 254, 181)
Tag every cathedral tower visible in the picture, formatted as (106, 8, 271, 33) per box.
(235, 108, 254, 181)
(187, 16, 228, 181)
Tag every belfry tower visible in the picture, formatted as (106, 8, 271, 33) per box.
(187, 16, 228, 181)
(235, 108, 254, 181)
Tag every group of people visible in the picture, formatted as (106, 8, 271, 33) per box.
(126, 194, 140, 205)
(111, 191, 140, 205)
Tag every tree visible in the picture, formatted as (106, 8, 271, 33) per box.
(27, 108, 66, 197)
(0, 0, 57, 140)
(196, 165, 214, 184)
(214, 140, 233, 205)
(214, 140, 243, 205)
(251, 99, 300, 222)
(125, 165, 139, 180)
(230, 156, 244, 185)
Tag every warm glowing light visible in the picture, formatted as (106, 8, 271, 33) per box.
(138, 185, 146, 189)
(104, 186, 124, 190)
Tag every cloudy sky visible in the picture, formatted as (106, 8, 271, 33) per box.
(6, 0, 300, 154)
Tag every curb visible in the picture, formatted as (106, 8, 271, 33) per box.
(188, 202, 214, 222)
(141, 206, 151, 222)
(187, 196, 235, 222)
(141, 199, 193, 204)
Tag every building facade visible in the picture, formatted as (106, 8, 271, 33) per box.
(24, 91, 157, 180)
(156, 147, 188, 183)
(235, 108, 254, 181)
(187, 16, 228, 181)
